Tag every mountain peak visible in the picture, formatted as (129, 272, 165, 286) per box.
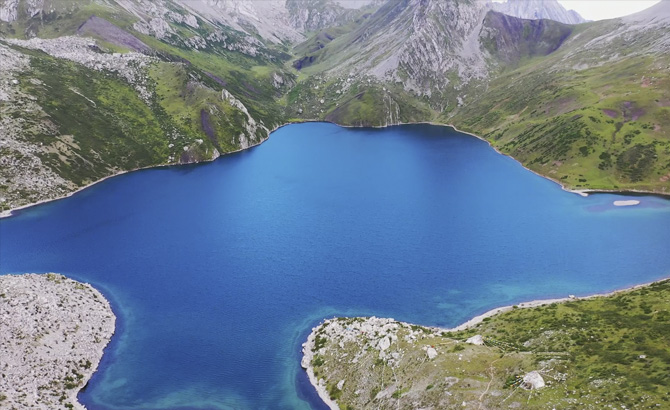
(623, 0, 670, 23)
(490, 0, 587, 24)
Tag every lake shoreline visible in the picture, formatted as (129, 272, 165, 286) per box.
(444, 277, 669, 332)
(2, 120, 668, 219)
(302, 276, 670, 409)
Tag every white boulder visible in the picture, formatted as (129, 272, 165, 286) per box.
(378, 336, 391, 351)
(466, 335, 484, 345)
(522, 371, 545, 389)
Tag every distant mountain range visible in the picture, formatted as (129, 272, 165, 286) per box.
(0, 0, 668, 212)
(490, 0, 587, 24)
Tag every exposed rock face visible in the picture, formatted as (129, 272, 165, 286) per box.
(221, 88, 269, 149)
(0, 0, 44, 23)
(559, 0, 670, 67)
(0, 0, 19, 22)
(0, 273, 115, 410)
(112, 0, 305, 43)
(624, 0, 670, 24)
(310, 0, 491, 97)
(490, 0, 586, 24)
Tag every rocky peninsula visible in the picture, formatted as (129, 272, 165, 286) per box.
(303, 279, 670, 409)
(0, 273, 115, 409)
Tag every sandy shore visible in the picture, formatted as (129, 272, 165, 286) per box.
(0, 273, 116, 410)
(4, 120, 668, 219)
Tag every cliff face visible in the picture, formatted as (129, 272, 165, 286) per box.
(0, 0, 43, 23)
(490, 0, 586, 24)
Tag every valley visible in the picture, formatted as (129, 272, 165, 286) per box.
(1, 2, 669, 409)
(0, 0, 668, 214)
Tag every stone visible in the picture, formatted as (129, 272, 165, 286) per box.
(522, 371, 545, 390)
(378, 336, 391, 351)
(466, 334, 484, 345)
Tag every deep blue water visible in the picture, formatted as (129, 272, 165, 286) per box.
(1, 123, 669, 409)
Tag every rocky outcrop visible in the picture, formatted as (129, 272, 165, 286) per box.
(0, 0, 44, 23)
(221, 88, 269, 149)
(0, 0, 19, 22)
(301, 316, 546, 409)
(0, 273, 115, 410)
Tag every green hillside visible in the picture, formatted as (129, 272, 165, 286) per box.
(305, 280, 670, 409)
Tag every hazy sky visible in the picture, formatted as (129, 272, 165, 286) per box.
(556, 1, 661, 20)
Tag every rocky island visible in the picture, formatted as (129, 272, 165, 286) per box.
(303, 280, 670, 409)
(0, 273, 115, 410)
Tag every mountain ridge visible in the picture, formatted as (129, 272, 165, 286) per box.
(490, 0, 587, 25)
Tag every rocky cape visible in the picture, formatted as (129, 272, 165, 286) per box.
(0, 273, 115, 410)
(302, 279, 670, 409)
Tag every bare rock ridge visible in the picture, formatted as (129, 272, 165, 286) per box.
(490, 0, 586, 24)
(0, 273, 116, 410)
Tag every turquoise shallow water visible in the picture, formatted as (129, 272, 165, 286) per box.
(1, 123, 669, 409)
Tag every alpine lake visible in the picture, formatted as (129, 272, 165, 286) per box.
(1, 123, 669, 410)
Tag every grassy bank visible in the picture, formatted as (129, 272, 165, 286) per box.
(305, 279, 670, 409)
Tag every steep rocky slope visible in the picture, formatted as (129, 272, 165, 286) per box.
(0, 0, 668, 213)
